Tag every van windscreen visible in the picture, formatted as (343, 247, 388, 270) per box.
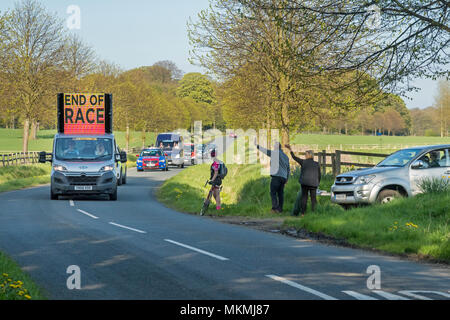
(55, 137, 113, 161)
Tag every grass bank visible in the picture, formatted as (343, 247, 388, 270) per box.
(0, 164, 51, 193)
(157, 163, 450, 263)
(0, 252, 47, 300)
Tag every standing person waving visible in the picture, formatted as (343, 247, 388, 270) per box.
(255, 138, 290, 213)
(285, 144, 321, 217)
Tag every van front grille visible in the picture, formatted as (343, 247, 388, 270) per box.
(68, 176, 99, 186)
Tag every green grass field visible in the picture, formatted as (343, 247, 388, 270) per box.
(290, 133, 450, 149)
(0, 128, 157, 152)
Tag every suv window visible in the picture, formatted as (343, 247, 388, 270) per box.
(416, 149, 449, 169)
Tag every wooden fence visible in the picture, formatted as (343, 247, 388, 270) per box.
(0, 152, 43, 167)
(290, 148, 389, 176)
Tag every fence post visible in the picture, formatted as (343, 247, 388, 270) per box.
(335, 150, 341, 175)
(322, 150, 326, 175)
(317, 151, 322, 172)
(331, 153, 336, 177)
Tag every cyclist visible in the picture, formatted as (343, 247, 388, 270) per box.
(208, 149, 222, 211)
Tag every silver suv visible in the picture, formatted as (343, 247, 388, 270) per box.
(331, 144, 450, 205)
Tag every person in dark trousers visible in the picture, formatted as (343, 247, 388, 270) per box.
(285, 145, 321, 216)
(255, 139, 290, 213)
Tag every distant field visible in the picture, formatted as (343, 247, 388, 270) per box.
(290, 134, 450, 150)
(0, 128, 156, 152)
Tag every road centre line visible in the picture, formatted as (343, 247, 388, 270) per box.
(164, 239, 229, 261)
(266, 274, 338, 300)
(76, 209, 99, 219)
(109, 222, 147, 234)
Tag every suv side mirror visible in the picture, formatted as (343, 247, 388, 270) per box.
(120, 151, 127, 163)
(411, 160, 424, 169)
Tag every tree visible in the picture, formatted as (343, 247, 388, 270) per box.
(62, 33, 97, 91)
(0, 0, 66, 152)
(246, 0, 450, 94)
(383, 108, 406, 136)
(435, 79, 450, 137)
(154, 60, 184, 81)
(189, 0, 383, 146)
(176, 73, 216, 104)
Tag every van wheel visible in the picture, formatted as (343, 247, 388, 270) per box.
(117, 170, 123, 186)
(377, 190, 401, 204)
(122, 170, 127, 184)
(109, 187, 118, 201)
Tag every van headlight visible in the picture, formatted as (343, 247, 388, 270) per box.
(356, 175, 376, 184)
(53, 165, 67, 172)
(100, 165, 114, 172)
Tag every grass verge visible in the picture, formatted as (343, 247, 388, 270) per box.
(0, 252, 47, 300)
(157, 163, 450, 263)
(0, 164, 51, 193)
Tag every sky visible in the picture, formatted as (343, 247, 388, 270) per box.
(0, 0, 443, 110)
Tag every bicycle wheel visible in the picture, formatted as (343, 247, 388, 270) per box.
(200, 199, 210, 216)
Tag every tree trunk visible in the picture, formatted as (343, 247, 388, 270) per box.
(126, 124, 130, 152)
(30, 120, 37, 140)
(23, 118, 30, 153)
(141, 126, 146, 149)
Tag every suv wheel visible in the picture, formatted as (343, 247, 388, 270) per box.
(50, 189, 58, 200)
(377, 189, 401, 204)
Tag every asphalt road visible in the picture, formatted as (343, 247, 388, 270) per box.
(0, 138, 449, 300)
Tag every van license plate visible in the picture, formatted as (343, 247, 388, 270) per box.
(75, 186, 93, 191)
(335, 194, 346, 200)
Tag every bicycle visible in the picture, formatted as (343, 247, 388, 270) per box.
(200, 180, 222, 216)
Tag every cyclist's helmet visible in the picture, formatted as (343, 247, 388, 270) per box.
(210, 149, 216, 158)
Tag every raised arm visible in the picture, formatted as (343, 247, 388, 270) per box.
(255, 138, 272, 157)
(285, 144, 303, 165)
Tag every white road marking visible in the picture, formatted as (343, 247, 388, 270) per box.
(109, 222, 146, 234)
(372, 290, 410, 300)
(342, 291, 378, 300)
(76, 209, 99, 219)
(398, 290, 450, 300)
(164, 239, 229, 261)
(69, 200, 74, 207)
(266, 275, 338, 300)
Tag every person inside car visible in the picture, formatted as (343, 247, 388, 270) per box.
(63, 140, 79, 158)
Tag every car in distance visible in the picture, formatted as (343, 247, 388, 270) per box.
(136, 148, 168, 171)
(331, 144, 450, 206)
(184, 143, 196, 165)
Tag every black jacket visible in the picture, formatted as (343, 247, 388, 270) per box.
(290, 151, 321, 188)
